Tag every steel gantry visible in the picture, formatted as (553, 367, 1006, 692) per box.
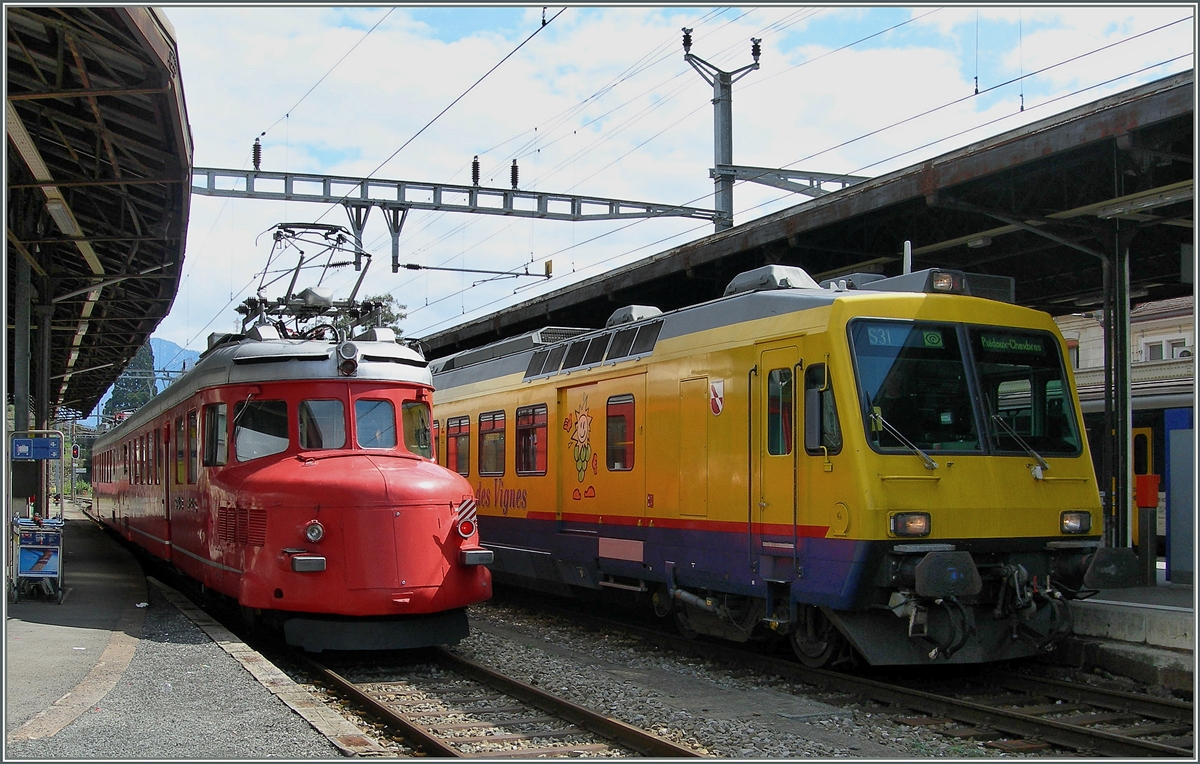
(190, 167, 724, 273)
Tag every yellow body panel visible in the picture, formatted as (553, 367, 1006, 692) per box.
(433, 291, 1100, 543)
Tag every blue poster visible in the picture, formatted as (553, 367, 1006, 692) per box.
(18, 547, 59, 577)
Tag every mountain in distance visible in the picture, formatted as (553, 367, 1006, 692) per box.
(88, 336, 201, 423)
(150, 337, 201, 392)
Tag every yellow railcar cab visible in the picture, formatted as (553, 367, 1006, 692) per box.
(431, 265, 1138, 667)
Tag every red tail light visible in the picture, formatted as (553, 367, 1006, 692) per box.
(456, 498, 478, 538)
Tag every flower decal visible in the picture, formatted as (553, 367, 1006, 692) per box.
(569, 397, 592, 483)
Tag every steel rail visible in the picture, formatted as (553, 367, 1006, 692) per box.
(293, 653, 459, 757)
(434, 647, 703, 757)
(530, 600, 1191, 757)
(988, 671, 1194, 722)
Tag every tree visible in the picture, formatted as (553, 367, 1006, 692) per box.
(337, 293, 406, 336)
(103, 342, 156, 418)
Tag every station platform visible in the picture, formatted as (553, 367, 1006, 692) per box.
(3, 504, 1193, 757)
(1058, 565, 1194, 695)
(3, 501, 368, 759)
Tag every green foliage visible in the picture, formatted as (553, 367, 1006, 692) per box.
(103, 342, 156, 418)
(338, 293, 406, 336)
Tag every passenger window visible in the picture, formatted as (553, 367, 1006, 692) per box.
(804, 364, 843, 455)
(154, 429, 161, 484)
(175, 416, 186, 483)
(233, 400, 289, 461)
(203, 404, 228, 466)
(447, 416, 470, 476)
(403, 401, 433, 459)
(299, 399, 345, 449)
(356, 399, 397, 449)
(479, 411, 506, 476)
(767, 369, 793, 456)
(187, 410, 199, 483)
(516, 404, 548, 475)
(606, 395, 635, 470)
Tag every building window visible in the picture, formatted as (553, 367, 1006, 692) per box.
(1066, 339, 1079, 370)
(516, 404, 548, 475)
(479, 411, 506, 476)
(1145, 341, 1164, 361)
(447, 416, 470, 476)
(606, 395, 635, 470)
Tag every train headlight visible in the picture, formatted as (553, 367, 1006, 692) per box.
(930, 271, 959, 292)
(305, 520, 325, 543)
(336, 341, 359, 376)
(1060, 511, 1092, 534)
(891, 512, 931, 537)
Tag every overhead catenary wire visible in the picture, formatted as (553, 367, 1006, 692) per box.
(177, 8, 1193, 354)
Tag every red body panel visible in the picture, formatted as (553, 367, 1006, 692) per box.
(92, 377, 491, 625)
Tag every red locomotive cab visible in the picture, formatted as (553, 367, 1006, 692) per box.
(218, 381, 492, 630)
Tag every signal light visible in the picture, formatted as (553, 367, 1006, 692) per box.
(72, 444, 80, 459)
(456, 498, 478, 538)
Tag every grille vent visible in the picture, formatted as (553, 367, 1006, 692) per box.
(217, 507, 267, 546)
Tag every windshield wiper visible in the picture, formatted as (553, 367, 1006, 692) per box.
(990, 414, 1050, 478)
(870, 410, 938, 470)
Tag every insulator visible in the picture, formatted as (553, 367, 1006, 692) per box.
(472, 155, 480, 186)
(682, 27, 692, 53)
(252, 138, 262, 171)
(511, 159, 518, 190)
(751, 38, 761, 63)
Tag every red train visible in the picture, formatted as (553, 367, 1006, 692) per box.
(91, 225, 492, 651)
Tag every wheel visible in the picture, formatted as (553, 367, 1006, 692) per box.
(674, 608, 698, 640)
(651, 587, 672, 618)
(789, 608, 843, 669)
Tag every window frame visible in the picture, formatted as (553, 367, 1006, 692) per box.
(605, 394, 635, 471)
(516, 404, 548, 476)
(446, 416, 471, 477)
(478, 410, 506, 476)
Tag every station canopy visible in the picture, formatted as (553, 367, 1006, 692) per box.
(6, 7, 192, 419)
(422, 72, 1193, 359)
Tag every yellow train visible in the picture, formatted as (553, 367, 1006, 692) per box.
(430, 265, 1135, 666)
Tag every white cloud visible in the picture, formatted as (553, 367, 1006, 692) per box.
(152, 4, 1194, 348)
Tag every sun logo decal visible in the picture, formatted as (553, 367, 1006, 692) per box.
(565, 396, 593, 483)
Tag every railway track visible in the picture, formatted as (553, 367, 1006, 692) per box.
(498, 594, 1193, 758)
(294, 648, 703, 758)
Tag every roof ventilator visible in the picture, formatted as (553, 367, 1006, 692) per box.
(723, 265, 821, 297)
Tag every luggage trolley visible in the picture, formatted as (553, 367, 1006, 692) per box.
(8, 430, 67, 604)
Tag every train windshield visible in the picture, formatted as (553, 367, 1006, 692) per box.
(968, 327, 1083, 456)
(849, 320, 1082, 457)
(851, 321, 980, 453)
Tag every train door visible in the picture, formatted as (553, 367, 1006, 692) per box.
(679, 377, 709, 518)
(1132, 425, 1159, 546)
(755, 345, 800, 575)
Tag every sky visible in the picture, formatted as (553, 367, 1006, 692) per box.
(154, 3, 1196, 365)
